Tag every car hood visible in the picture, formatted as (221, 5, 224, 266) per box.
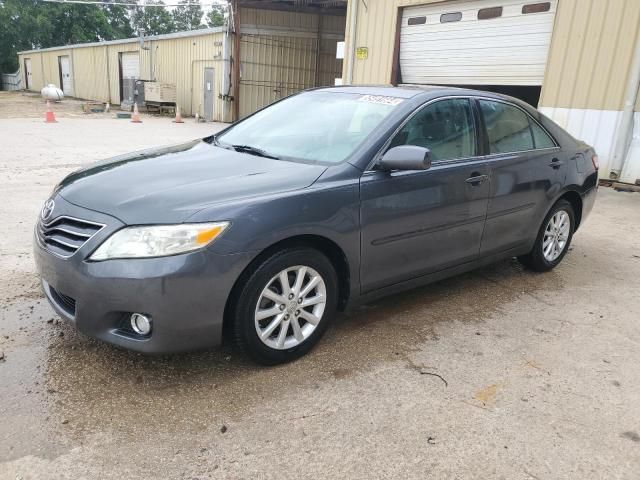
(56, 139, 327, 224)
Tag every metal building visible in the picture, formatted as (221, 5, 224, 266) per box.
(342, 0, 640, 183)
(17, 0, 347, 123)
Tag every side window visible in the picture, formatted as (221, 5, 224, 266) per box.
(530, 120, 556, 149)
(479, 100, 533, 154)
(389, 98, 476, 161)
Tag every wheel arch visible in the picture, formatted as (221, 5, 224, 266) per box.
(222, 234, 352, 341)
(556, 189, 583, 230)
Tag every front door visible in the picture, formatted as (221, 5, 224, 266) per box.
(360, 98, 490, 293)
(475, 99, 567, 256)
(58, 56, 73, 96)
(203, 68, 215, 121)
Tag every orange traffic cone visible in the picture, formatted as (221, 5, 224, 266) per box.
(173, 105, 184, 123)
(131, 103, 142, 123)
(44, 100, 57, 123)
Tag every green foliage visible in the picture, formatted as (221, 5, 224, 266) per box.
(206, 3, 225, 28)
(0, 0, 227, 73)
(0, 0, 137, 73)
(131, 0, 175, 36)
(173, 0, 204, 31)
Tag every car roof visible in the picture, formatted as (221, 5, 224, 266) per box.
(315, 84, 518, 103)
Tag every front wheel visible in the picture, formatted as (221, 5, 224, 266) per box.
(518, 199, 575, 272)
(230, 247, 338, 365)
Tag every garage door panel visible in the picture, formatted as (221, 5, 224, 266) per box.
(400, 0, 556, 86)
(400, 35, 553, 51)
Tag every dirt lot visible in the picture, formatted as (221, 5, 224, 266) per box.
(1, 92, 639, 479)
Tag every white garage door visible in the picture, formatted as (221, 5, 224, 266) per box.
(121, 52, 140, 79)
(400, 0, 557, 85)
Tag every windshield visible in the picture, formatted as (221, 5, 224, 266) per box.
(215, 91, 404, 164)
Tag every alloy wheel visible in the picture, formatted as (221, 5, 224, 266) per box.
(254, 265, 327, 350)
(543, 210, 571, 262)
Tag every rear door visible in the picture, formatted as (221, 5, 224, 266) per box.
(476, 98, 565, 256)
(359, 97, 490, 292)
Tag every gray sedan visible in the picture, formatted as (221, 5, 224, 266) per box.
(34, 86, 598, 364)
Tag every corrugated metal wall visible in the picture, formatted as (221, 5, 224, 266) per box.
(239, 7, 345, 118)
(18, 30, 226, 120)
(539, 0, 640, 111)
(140, 34, 226, 118)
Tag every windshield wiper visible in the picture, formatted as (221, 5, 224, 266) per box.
(231, 144, 280, 160)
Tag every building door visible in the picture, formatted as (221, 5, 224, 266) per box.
(58, 55, 74, 96)
(24, 58, 32, 90)
(119, 51, 140, 103)
(398, 0, 557, 105)
(203, 68, 215, 122)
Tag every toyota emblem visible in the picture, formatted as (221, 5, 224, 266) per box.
(41, 199, 55, 221)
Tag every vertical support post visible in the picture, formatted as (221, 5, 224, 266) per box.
(390, 7, 403, 86)
(346, 0, 358, 85)
(314, 12, 324, 87)
(105, 46, 112, 104)
(231, 0, 241, 122)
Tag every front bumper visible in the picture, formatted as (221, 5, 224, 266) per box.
(34, 195, 252, 354)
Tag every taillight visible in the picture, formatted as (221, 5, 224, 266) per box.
(591, 154, 599, 170)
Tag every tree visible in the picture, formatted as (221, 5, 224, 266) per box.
(131, 1, 175, 36)
(206, 3, 226, 28)
(103, 3, 134, 39)
(0, 0, 134, 73)
(173, 0, 204, 31)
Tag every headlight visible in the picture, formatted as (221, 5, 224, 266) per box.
(90, 222, 229, 260)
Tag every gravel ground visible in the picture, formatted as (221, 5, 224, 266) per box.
(1, 93, 639, 479)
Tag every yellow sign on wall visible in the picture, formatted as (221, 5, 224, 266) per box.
(356, 47, 368, 60)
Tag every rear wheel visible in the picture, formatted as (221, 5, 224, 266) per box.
(230, 247, 338, 365)
(518, 199, 575, 272)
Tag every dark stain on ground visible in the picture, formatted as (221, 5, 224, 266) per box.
(621, 431, 640, 443)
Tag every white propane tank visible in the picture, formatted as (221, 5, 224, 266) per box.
(41, 84, 64, 102)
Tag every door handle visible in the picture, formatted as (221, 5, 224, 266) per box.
(465, 174, 489, 186)
(549, 158, 563, 169)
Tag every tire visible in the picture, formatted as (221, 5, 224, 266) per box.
(518, 199, 575, 272)
(230, 247, 338, 365)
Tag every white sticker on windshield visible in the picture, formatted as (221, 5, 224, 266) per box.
(358, 95, 404, 106)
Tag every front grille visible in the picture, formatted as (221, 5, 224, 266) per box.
(37, 216, 105, 258)
(49, 286, 76, 315)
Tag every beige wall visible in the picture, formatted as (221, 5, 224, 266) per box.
(343, 0, 640, 111)
(540, 0, 640, 111)
(239, 7, 345, 118)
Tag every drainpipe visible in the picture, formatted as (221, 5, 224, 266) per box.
(222, 19, 232, 122)
(609, 31, 640, 179)
(346, 0, 358, 85)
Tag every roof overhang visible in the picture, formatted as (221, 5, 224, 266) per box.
(237, 0, 347, 15)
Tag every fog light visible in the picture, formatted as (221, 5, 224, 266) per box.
(130, 313, 152, 336)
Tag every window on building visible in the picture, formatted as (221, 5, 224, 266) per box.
(522, 2, 551, 14)
(478, 6, 503, 20)
(440, 12, 462, 23)
(408, 16, 427, 25)
(479, 100, 534, 154)
(389, 99, 476, 161)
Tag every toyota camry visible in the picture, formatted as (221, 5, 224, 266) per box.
(34, 86, 598, 364)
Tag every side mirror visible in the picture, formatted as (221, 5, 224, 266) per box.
(378, 145, 432, 171)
